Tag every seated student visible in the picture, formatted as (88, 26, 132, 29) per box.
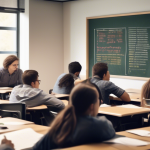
(52, 61, 82, 94)
(9, 70, 65, 112)
(0, 55, 23, 87)
(33, 80, 115, 150)
(91, 62, 131, 105)
(0, 136, 14, 150)
(141, 79, 150, 108)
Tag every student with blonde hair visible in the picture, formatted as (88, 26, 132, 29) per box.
(141, 79, 150, 107)
(33, 80, 115, 150)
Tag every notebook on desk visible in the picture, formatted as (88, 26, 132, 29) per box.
(0, 128, 43, 150)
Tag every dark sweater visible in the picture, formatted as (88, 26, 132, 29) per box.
(33, 115, 115, 150)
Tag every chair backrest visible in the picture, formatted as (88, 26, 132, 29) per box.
(49, 89, 53, 94)
(145, 99, 150, 106)
(0, 103, 26, 120)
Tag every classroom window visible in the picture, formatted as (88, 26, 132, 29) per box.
(0, 11, 18, 68)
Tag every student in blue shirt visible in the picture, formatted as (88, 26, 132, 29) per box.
(91, 62, 131, 104)
(33, 80, 115, 150)
(52, 61, 82, 94)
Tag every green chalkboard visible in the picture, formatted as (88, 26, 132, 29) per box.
(88, 12, 150, 78)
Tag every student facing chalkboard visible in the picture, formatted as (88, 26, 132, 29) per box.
(90, 62, 131, 104)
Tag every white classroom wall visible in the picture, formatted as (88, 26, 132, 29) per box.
(20, 0, 150, 93)
(28, 0, 63, 93)
(63, 0, 150, 90)
(20, 0, 29, 71)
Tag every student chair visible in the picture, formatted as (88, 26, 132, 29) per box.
(49, 89, 53, 94)
(0, 103, 26, 120)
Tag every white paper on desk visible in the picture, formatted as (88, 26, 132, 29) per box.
(104, 137, 149, 146)
(127, 130, 150, 137)
(100, 104, 111, 107)
(116, 104, 141, 109)
(3, 122, 26, 125)
(0, 128, 43, 150)
(0, 87, 12, 90)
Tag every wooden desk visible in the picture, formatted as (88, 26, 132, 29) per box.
(98, 107, 150, 131)
(0, 100, 9, 104)
(0, 117, 33, 125)
(55, 94, 69, 100)
(26, 100, 68, 110)
(99, 107, 150, 117)
(0, 117, 34, 134)
(0, 87, 13, 100)
(60, 127, 150, 150)
(116, 126, 150, 150)
(110, 89, 141, 105)
(125, 88, 141, 94)
(10, 123, 49, 134)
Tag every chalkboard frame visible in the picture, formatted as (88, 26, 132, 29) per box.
(86, 11, 150, 81)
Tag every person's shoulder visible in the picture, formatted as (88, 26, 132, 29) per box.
(59, 73, 66, 78)
(0, 67, 5, 72)
(101, 80, 115, 87)
(82, 116, 107, 124)
(13, 84, 23, 89)
(92, 116, 112, 126)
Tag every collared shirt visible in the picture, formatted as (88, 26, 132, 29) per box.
(91, 77, 125, 105)
(0, 68, 23, 87)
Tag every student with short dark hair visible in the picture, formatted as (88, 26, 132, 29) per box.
(53, 61, 82, 94)
(0, 55, 23, 87)
(33, 80, 115, 150)
(91, 62, 131, 104)
(9, 70, 65, 112)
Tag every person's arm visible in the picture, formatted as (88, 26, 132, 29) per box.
(74, 79, 85, 85)
(105, 81, 131, 102)
(38, 92, 65, 112)
(95, 116, 115, 141)
(119, 91, 131, 102)
(32, 132, 51, 150)
(0, 136, 14, 150)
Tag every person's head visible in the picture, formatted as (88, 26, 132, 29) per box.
(22, 70, 40, 88)
(58, 74, 74, 90)
(3, 55, 19, 72)
(70, 79, 101, 116)
(68, 62, 82, 78)
(92, 62, 110, 81)
(49, 80, 101, 147)
(141, 79, 150, 107)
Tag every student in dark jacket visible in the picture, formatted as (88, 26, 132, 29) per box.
(91, 62, 131, 104)
(33, 80, 115, 150)
(0, 55, 23, 87)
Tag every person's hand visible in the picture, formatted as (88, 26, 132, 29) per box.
(1, 136, 14, 149)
